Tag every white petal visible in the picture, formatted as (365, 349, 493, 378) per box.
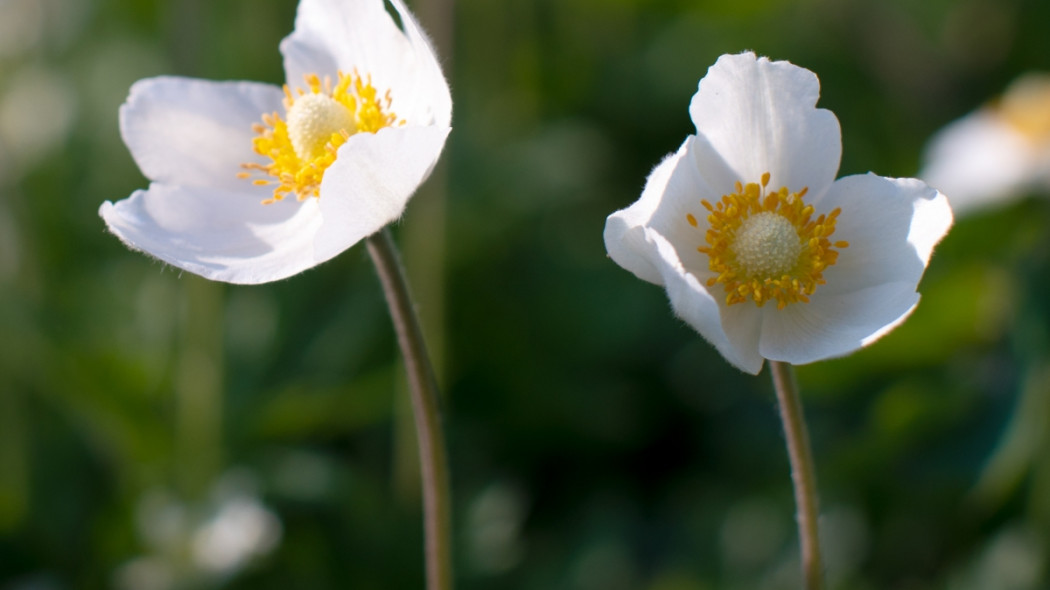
(100, 183, 324, 284)
(648, 137, 723, 274)
(816, 173, 953, 296)
(758, 282, 919, 364)
(645, 229, 764, 374)
(120, 77, 285, 191)
(280, 0, 451, 128)
(757, 174, 952, 363)
(604, 154, 675, 285)
(920, 109, 1035, 215)
(606, 136, 727, 286)
(313, 124, 450, 261)
(687, 132, 745, 205)
(688, 52, 841, 199)
(281, 0, 400, 87)
(605, 141, 684, 284)
(388, 0, 452, 127)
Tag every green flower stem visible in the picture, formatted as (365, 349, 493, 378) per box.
(366, 227, 453, 590)
(769, 360, 824, 590)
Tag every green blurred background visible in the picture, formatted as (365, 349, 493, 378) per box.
(2, 0, 1050, 588)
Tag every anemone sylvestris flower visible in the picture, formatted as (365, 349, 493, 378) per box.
(604, 52, 953, 374)
(922, 74, 1050, 216)
(100, 0, 451, 284)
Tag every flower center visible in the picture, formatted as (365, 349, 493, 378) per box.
(286, 93, 356, 161)
(689, 172, 849, 309)
(239, 71, 402, 204)
(731, 211, 803, 278)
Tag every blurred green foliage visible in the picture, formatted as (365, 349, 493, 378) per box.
(2, 0, 1050, 588)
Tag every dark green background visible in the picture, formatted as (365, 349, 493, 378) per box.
(2, 0, 1049, 588)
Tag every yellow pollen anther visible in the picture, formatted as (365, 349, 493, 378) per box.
(688, 173, 847, 309)
(241, 70, 403, 203)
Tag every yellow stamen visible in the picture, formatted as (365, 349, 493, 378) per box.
(689, 173, 847, 309)
(998, 74, 1050, 142)
(242, 70, 403, 203)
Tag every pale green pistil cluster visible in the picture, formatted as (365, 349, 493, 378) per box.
(286, 93, 357, 161)
(731, 211, 803, 279)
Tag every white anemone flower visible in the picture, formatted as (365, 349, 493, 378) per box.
(922, 74, 1050, 216)
(604, 52, 953, 374)
(100, 0, 451, 284)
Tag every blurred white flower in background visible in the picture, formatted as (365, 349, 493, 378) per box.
(191, 495, 282, 574)
(465, 481, 528, 575)
(0, 0, 47, 59)
(0, 65, 77, 171)
(0, 0, 88, 180)
(922, 74, 1050, 216)
(0, 0, 89, 58)
(113, 470, 282, 590)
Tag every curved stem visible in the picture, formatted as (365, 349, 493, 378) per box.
(769, 361, 824, 590)
(367, 227, 453, 590)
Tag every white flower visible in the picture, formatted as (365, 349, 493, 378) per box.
(115, 472, 282, 590)
(191, 495, 282, 574)
(922, 74, 1050, 216)
(100, 0, 451, 284)
(604, 52, 953, 374)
